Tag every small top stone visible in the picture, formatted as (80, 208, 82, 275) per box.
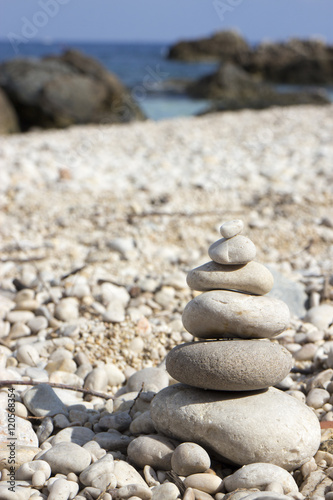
(220, 219, 244, 239)
(208, 235, 256, 265)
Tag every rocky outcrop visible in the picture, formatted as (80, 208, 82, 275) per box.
(168, 32, 333, 84)
(187, 62, 330, 112)
(0, 49, 145, 131)
(243, 38, 333, 84)
(0, 87, 20, 134)
(168, 30, 250, 63)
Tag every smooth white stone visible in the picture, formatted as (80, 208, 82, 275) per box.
(184, 473, 223, 494)
(208, 235, 256, 265)
(39, 442, 91, 474)
(79, 454, 115, 489)
(304, 304, 333, 330)
(187, 261, 274, 295)
(306, 388, 330, 409)
(0, 407, 38, 447)
(127, 434, 176, 470)
(224, 463, 298, 493)
(151, 482, 180, 500)
(54, 298, 79, 322)
(16, 344, 40, 366)
(182, 290, 290, 339)
(220, 219, 244, 239)
(16, 460, 51, 481)
(113, 459, 148, 487)
(23, 383, 68, 417)
(126, 367, 169, 393)
(47, 478, 79, 500)
(171, 442, 211, 476)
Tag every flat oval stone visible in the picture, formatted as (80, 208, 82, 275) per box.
(182, 291, 290, 339)
(223, 463, 298, 494)
(187, 261, 274, 296)
(127, 434, 175, 470)
(220, 220, 244, 239)
(171, 442, 211, 476)
(150, 385, 320, 471)
(166, 340, 293, 391)
(208, 236, 256, 265)
(40, 442, 91, 474)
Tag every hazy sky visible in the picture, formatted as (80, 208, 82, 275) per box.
(1, 0, 332, 44)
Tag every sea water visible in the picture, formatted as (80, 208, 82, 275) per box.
(0, 40, 218, 120)
(0, 40, 331, 121)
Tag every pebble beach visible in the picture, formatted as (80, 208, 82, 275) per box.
(0, 104, 333, 499)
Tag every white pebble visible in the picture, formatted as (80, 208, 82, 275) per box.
(306, 388, 330, 409)
(220, 219, 244, 238)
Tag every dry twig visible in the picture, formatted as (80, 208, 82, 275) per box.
(0, 379, 113, 400)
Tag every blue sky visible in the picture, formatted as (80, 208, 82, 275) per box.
(1, 0, 332, 44)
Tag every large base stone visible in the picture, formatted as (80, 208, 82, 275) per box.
(150, 385, 320, 471)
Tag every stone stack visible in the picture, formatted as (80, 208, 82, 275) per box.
(151, 220, 321, 471)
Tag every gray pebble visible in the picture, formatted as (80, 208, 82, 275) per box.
(127, 367, 169, 393)
(79, 454, 115, 489)
(53, 413, 71, 428)
(36, 416, 54, 444)
(127, 434, 176, 470)
(99, 411, 132, 432)
(27, 315, 48, 333)
(51, 426, 95, 446)
(23, 383, 68, 417)
(129, 410, 156, 435)
(171, 442, 211, 476)
(151, 482, 180, 500)
(166, 340, 292, 391)
(93, 430, 132, 451)
(39, 442, 91, 474)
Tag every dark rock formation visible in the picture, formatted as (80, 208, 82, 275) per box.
(0, 49, 145, 131)
(0, 87, 20, 134)
(188, 62, 330, 112)
(168, 32, 333, 84)
(243, 39, 333, 84)
(168, 30, 250, 63)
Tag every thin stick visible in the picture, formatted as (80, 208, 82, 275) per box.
(0, 379, 114, 400)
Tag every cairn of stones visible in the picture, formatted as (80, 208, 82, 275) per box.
(151, 220, 321, 471)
